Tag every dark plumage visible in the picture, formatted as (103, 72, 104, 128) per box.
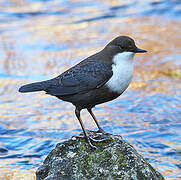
(19, 36, 147, 149)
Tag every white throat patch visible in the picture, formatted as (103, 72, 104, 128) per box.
(106, 52, 135, 94)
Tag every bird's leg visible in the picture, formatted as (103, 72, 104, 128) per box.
(87, 108, 108, 134)
(75, 108, 97, 149)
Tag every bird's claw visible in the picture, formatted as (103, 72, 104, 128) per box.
(87, 139, 97, 149)
(90, 129, 110, 135)
(72, 133, 102, 140)
(72, 135, 84, 139)
(72, 134, 108, 150)
(89, 136, 108, 143)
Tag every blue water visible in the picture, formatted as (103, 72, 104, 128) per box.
(0, 0, 181, 179)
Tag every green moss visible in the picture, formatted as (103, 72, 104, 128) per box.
(121, 162, 127, 166)
(80, 143, 86, 150)
(87, 154, 94, 162)
(117, 151, 123, 160)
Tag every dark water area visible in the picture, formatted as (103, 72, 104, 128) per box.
(0, 0, 181, 179)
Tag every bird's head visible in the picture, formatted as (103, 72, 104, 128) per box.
(104, 36, 147, 59)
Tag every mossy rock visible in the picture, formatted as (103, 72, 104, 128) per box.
(36, 132, 164, 180)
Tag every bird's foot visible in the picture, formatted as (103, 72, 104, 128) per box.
(72, 135, 84, 139)
(90, 128, 110, 135)
(72, 134, 108, 150)
(72, 135, 98, 149)
(72, 134, 100, 139)
(89, 136, 108, 143)
(87, 138, 97, 149)
(87, 136, 108, 149)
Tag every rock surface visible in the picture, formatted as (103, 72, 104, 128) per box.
(36, 132, 165, 180)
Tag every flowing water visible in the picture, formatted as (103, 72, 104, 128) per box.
(0, 0, 181, 179)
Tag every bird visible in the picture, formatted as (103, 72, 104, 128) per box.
(19, 36, 147, 149)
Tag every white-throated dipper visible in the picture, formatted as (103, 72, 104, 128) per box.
(19, 36, 147, 149)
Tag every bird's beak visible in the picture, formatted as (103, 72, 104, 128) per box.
(135, 47, 147, 53)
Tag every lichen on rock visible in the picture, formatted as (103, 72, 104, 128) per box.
(36, 132, 165, 180)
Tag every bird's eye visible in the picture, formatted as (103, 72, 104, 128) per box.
(118, 45, 124, 50)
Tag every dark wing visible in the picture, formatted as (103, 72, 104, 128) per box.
(45, 60, 112, 96)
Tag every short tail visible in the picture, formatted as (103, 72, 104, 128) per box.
(19, 81, 46, 93)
